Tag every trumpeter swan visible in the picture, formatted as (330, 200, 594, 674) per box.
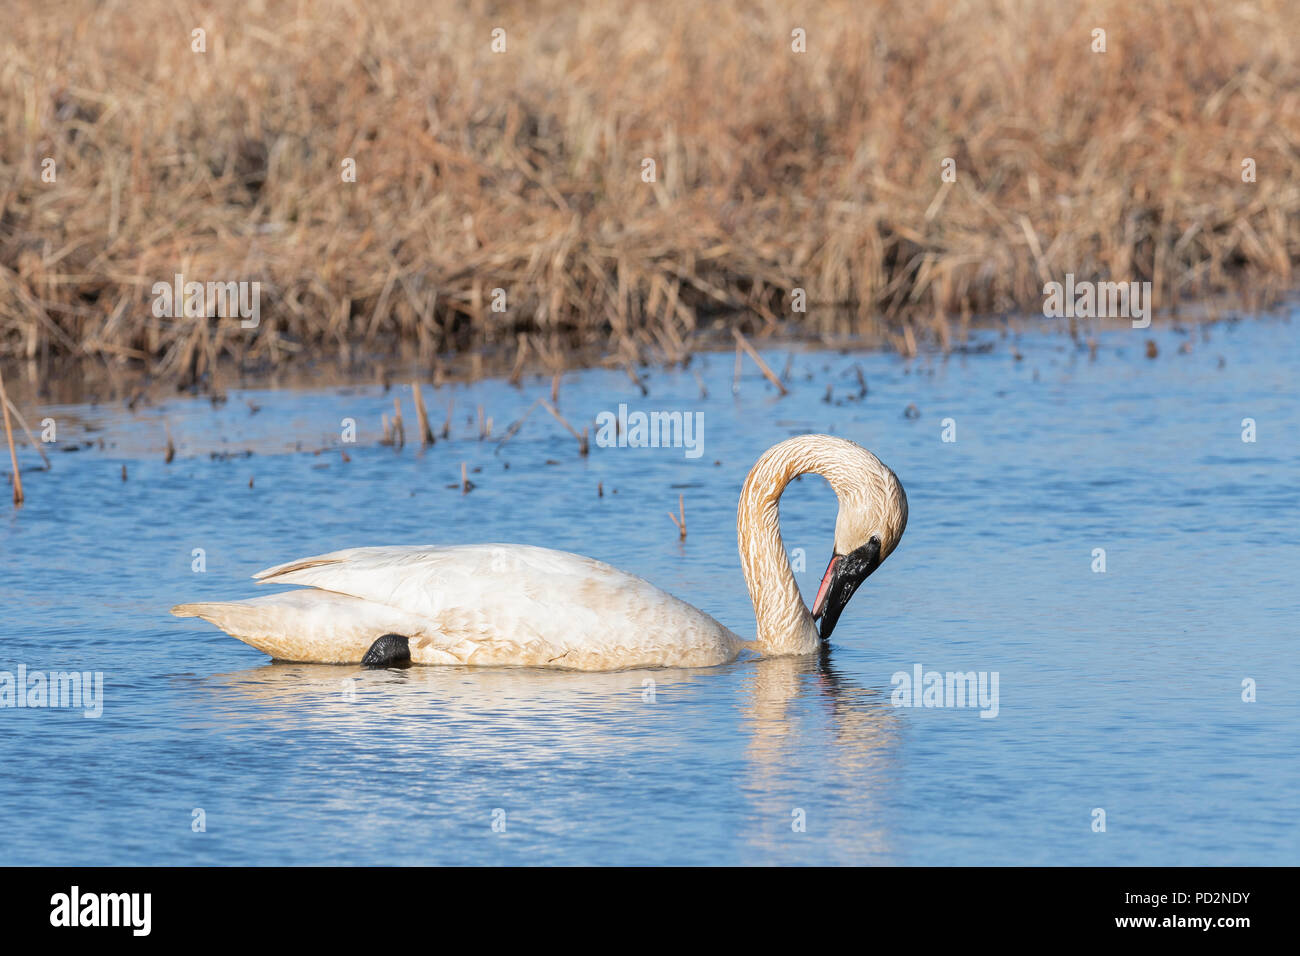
(172, 434, 907, 670)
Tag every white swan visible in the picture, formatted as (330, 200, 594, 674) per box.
(172, 434, 907, 670)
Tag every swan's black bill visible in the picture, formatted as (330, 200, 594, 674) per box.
(812, 537, 882, 641)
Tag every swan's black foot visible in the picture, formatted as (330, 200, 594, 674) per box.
(362, 633, 411, 669)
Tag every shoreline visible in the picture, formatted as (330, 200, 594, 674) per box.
(1, 292, 1290, 408)
(1, 303, 1289, 463)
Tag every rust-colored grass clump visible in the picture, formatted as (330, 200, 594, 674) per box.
(1, 0, 1297, 381)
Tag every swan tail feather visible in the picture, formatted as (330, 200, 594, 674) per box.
(169, 592, 439, 664)
(170, 601, 256, 629)
(170, 600, 276, 635)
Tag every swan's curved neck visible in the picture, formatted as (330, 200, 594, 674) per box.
(737, 437, 865, 656)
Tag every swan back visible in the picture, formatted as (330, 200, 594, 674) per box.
(248, 544, 746, 669)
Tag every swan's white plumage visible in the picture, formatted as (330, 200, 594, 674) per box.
(172, 434, 907, 670)
(176, 544, 747, 670)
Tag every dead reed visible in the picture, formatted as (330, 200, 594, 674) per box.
(410, 382, 435, 447)
(668, 494, 687, 540)
(733, 329, 789, 395)
(0, 367, 22, 504)
(539, 400, 590, 456)
(0, 0, 1296, 382)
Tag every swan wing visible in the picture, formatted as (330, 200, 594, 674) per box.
(250, 544, 744, 668)
(256, 544, 615, 611)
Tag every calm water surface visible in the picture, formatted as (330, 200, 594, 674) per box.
(1, 316, 1297, 864)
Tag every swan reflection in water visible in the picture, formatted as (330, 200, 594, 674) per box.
(737, 651, 899, 863)
(196, 650, 898, 863)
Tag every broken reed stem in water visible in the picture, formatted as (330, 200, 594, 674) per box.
(380, 399, 405, 448)
(853, 364, 868, 397)
(668, 493, 686, 540)
(460, 461, 473, 494)
(0, 367, 22, 505)
(410, 382, 435, 446)
(494, 398, 540, 452)
(392, 398, 405, 448)
(508, 334, 529, 387)
(732, 329, 789, 396)
(624, 363, 647, 396)
(476, 404, 491, 439)
(3, 395, 49, 469)
(540, 399, 589, 456)
(164, 422, 175, 463)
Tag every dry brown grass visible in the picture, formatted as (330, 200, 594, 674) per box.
(1, 0, 1297, 382)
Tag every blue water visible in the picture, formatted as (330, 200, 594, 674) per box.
(1, 315, 1297, 864)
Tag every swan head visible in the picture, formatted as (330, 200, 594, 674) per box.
(812, 445, 908, 641)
